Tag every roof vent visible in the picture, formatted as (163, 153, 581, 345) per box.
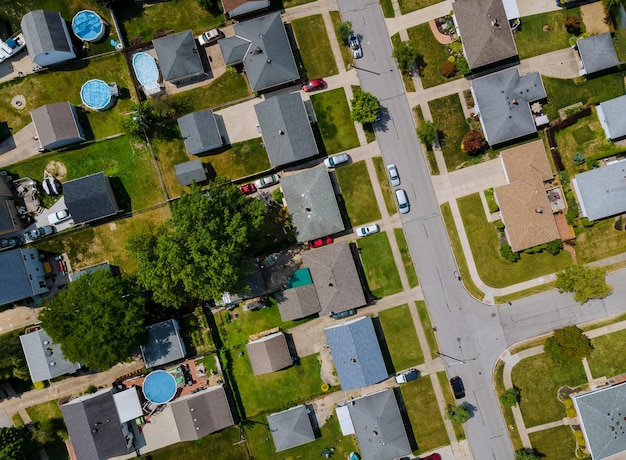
(267, 59, 271, 63)
(49, 361, 56, 366)
(43, 340, 50, 345)
(278, 129, 284, 135)
(253, 47, 262, 55)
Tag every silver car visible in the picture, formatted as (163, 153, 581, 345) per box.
(395, 189, 410, 214)
(324, 153, 350, 168)
(254, 174, 279, 189)
(355, 223, 380, 237)
(348, 33, 362, 59)
(386, 163, 400, 187)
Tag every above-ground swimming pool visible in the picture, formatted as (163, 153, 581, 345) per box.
(80, 79, 112, 110)
(132, 52, 159, 89)
(72, 10, 105, 43)
(143, 370, 177, 404)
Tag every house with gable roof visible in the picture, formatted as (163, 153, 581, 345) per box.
(177, 109, 224, 155)
(30, 102, 85, 151)
(21, 10, 76, 67)
(63, 172, 121, 225)
(576, 32, 621, 77)
(572, 161, 626, 221)
(222, 0, 270, 18)
(153, 30, 205, 84)
(597, 94, 626, 141)
(246, 331, 293, 375)
(0, 248, 48, 306)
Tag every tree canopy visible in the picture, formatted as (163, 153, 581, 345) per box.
(392, 41, 419, 74)
(128, 179, 266, 308)
(544, 326, 593, 366)
(40, 270, 147, 371)
(515, 449, 541, 460)
(335, 21, 352, 45)
(555, 265, 612, 304)
(446, 404, 470, 424)
(0, 426, 37, 460)
(0, 330, 29, 381)
(350, 90, 381, 124)
(499, 387, 520, 408)
(417, 120, 439, 147)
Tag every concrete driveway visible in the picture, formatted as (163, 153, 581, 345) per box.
(519, 48, 581, 79)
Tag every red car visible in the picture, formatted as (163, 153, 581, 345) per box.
(422, 455, 441, 460)
(309, 236, 333, 248)
(302, 79, 326, 92)
(239, 183, 257, 195)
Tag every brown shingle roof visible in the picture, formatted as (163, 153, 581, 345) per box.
(276, 284, 321, 322)
(170, 386, 234, 441)
(246, 332, 292, 375)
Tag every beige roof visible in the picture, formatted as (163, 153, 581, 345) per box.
(495, 140, 559, 251)
(246, 332, 292, 375)
(170, 386, 234, 441)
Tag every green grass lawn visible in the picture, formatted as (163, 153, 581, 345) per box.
(515, 9, 584, 60)
(310, 88, 360, 155)
(141, 426, 247, 460)
(511, 353, 587, 428)
(169, 69, 251, 112)
(356, 232, 403, 298)
(575, 217, 626, 264)
(407, 23, 460, 89)
(380, 0, 395, 17)
(379, 304, 424, 370)
(394, 228, 419, 288)
(216, 303, 283, 349)
(372, 157, 397, 216)
(26, 400, 68, 460)
(401, 377, 449, 453)
(416, 301, 438, 359)
(329, 11, 354, 69)
(335, 160, 381, 226)
(292, 15, 338, 79)
(429, 94, 473, 171)
(458, 193, 573, 288)
(399, 0, 444, 15)
(25, 400, 63, 422)
(612, 5, 626, 61)
(391, 34, 416, 92)
(436, 372, 466, 441)
(413, 105, 439, 175)
(493, 361, 523, 450)
(588, 329, 626, 378)
(528, 425, 577, 460)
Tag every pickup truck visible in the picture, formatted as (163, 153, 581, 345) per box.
(197, 28, 224, 46)
(395, 368, 419, 384)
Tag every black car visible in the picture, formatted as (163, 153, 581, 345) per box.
(0, 235, 24, 250)
(450, 376, 465, 399)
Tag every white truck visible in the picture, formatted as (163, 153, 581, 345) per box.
(197, 28, 224, 46)
(395, 368, 419, 384)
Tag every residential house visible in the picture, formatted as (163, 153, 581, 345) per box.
(572, 161, 626, 221)
(222, 0, 270, 18)
(471, 67, 547, 146)
(276, 268, 322, 321)
(21, 10, 76, 67)
(178, 109, 224, 155)
(246, 331, 293, 375)
(301, 241, 366, 316)
(254, 93, 319, 168)
(325, 316, 388, 390)
(170, 386, 235, 441)
(218, 12, 299, 92)
(577, 33, 621, 77)
(63, 172, 121, 225)
(175, 160, 208, 186)
(280, 165, 345, 243)
(20, 328, 81, 383)
(153, 30, 205, 84)
(267, 405, 315, 452)
(597, 94, 626, 141)
(0, 178, 20, 237)
(0, 248, 48, 306)
(31, 102, 85, 151)
(141, 319, 187, 369)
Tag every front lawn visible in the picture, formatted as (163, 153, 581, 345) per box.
(395, 228, 419, 288)
(458, 193, 572, 288)
(407, 23, 460, 89)
(575, 217, 626, 264)
(515, 9, 585, 60)
(356, 232, 403, 298)
(416, 301, 438, 359)
(310, 88, 360, 155)
(437, 372, 465, 441)
(335, 160, 381, 226)
(399, 0, 444, 16)
(378, 304, 424, 370)
(511, 353, 587, 428)
(372, 157, 397, 216)
(292, 15, 338, 79)
(528, 425, 577, 460)
(142, 426, 246, 460)
(588, 329, 626, 378)
(428, 94, 472, 171)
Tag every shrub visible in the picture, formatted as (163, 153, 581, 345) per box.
(272, 188, 284, 202)
(417, 120, 439, 147)
(564, 16, 582, 34)
(440, 60, 456, 77)
(566, 206, 579, 225)
(461, 129, 488, 155)
(446, 404, 470, 424)
(500, 388, 520, 407)
(321, 383, 330, 392)
(546, 239, 563, 255)
(456, 56, 470, 75)
(494, 220, 505, 231)
(448, 55, 456, 63)
(544, 326, 593, 365)
(581, 217, 595, 227)
(615, 216, 624, 231)
(33, 381, 45, 390)
(516, 449, 541, 460)
(500, 244, 520, 262)
(586, 157, 599, 169)
(85, 384, 97, 394)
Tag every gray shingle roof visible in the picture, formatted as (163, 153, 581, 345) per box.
(63, 172, 120, 225)
(170, 386, 234, 441)
(578, 33, 620, 75)
(153, 30, 204, 82)
(30, 102, 84, 150)
(0, 249, 48, 306)
(175, 160, 208, 186)
(280, 166, 344, 242)
(571, 161, 626, 221)
(219, 12, 299, 91)
(346, 390, 412, 460)
(20, 328, 81, 382)
(597, 94, 626, 140)
(177, 109, 223, 154)
(325, 316, 388, 391)
(141, 319, 187, 369)
(254, 93, 318, 167)
(472, 67, 546, 145)
(246, 331, 292, 375)
(301, 241, 366, 315)
(21, 10, 75, 64)
(277, 284, 321, 321)
(268, 405, 315, 452)
(453, 0, 517, 70)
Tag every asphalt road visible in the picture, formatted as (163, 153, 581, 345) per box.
(337, 0, 626, 458)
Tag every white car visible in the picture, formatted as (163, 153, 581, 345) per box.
(395, 189, 410, 214)
(197, 28, 223, 46)
(348, 33, 362, 59)
(355, 223, 380, 237)
(386, 163, 400, 187)
(324, 153, 350, 168)
(254, 174, 279, 189)
(48, 209, 70, 225)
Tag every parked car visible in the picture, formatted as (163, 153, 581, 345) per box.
(355, 223, 380, 237)
(395, 189, 410, 214)
(24, 226, 55, 241)
(254, 174, 279, 189)
(422, 454, 442, 460)
(348, 33, 362, 59)
(302, 79, 326, 92)
(197, 28, 224, 46)
(324, 153, 350, 168)
(395, 368, 419, 384)
(47, 209, 70, 225)
(386, 163, 400, 186)
(450, 376, 465, 399)
(309, 236, 333, 248)
(239, 183, 257, 195)
(330, 308, 357, 319)
(0, 235, 24, 250)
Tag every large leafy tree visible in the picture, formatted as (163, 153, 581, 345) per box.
(0, 330, 29, 381)
(392, 41, 419, 74)
(128, 179, 266, 308)
(544, 326, 593, 366)
(555, 265, 612, 304)
(0, 425, 37, 460)
(446, 404, 470, 424)
(40, 270, 147, 371)
(350, 90, 381, 124)
(335, 21, 352, 45)
(417, 120, 439, 147)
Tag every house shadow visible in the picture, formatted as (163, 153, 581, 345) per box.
(371, 316, 396, 376)
(75, 107, 96, 141)
(284, 332, 300, 366)
(0, 122, 15, 151)
(306, 403, 322, 438)
(108, 176, 132, 212)
(349, 241, 377, 304)
(392, 387, 419, 452)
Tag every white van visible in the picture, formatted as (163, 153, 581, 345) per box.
(395, 189, 410, 214)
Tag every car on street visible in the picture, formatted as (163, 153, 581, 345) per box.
(254, 174, 279, 189)
(450, 376, 465, 399)
(47, 209, 70, 225)
(309, 236, 333, 248)
(0, 235, 24, 250)
(197, 28, 224, 46)
(395, 368, 419, 384)
(395, 189, 410, 214)
(302, 79, 326, 92)
(355, 223, 380, 237)
(24, 226, 55, 241)
(330, 308, 357, 319)
(324, 153, 350, 168)
(239, 183, 257, 195)
(386, 163, 400, 186)
(421, 454, 442, 460)
(348, 33, 362, 59)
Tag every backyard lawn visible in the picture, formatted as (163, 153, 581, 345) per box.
(142, 426, 247, 460)
(356, 232, 403, 297)
(416, 301, 438, 359)
(216, 302, 283, 349)
(588, 329, 626, 378)
(528, 425, 577, 460)
(292, 15, 338, 79)
(458, 193, 572, 288)
(511, 353, 587, 428)
(575, 217, 626, 264)
(407, 23, 460, 89)
(394, 228, 419, 288)
(329, 11, 354, 69)
(26, 400, 68, 460)
(310, 88, 360, 155)
(378, 304, 424, 370)
(428, 94, 472, 171)
(335, 160, 381, 226)
(372, 157, 397, 216)
(169, 69, 251, 112)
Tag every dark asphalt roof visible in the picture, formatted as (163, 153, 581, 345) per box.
(175, 160, 207, 186)
(578, 32, 620, 75)
(170, 386, 234, 441)
(63, 172, 120, 225)
(153, 30, 204, 82)
(246, 331, 292, 375)
(21, 10, 74, 59)
(30, 102, 84, 150)
(0, 249, 49, 306)
(177, 109, 223, 154)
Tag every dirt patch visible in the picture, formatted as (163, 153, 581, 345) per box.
(581, 3, 613, 35)
(45, 161, 68, 181)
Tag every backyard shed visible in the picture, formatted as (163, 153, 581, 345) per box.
(30, 102, 85, 151)
(175, 160, 208, 186)
(63, 172, 120, 225)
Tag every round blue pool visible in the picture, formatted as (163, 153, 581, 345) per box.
(80, 79, 112, 110)
(132, 52, 159, 88)
(143, 370, 177, 404)
(72, 10, 105, 43)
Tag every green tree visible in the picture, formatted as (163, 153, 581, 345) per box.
(350, 91, 381, 124)
(555, 265, 612, 304)
(335, 21, 353, 45)
(499, 387, 520, 408)
(446, 404, 470, 424)
(40, 270, 147, 371)
(0, 330, 29, 381)
(0, 426, 37, 460)
(128, 179, 266, 308)
(515, 449, 541, 460)
(417, 120, 439, 147)
(544, 326, 593, 366)
(499, 243, 520, 262)
(122, 100, 159, 138)
(392, 41, 419, 74)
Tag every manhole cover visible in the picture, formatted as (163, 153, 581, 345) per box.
(11, 95, 26, 110)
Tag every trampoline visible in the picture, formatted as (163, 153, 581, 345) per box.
(72, 10, 106, 43)
(132, 52, 159, 90)
(80, 79, 112, 110)
(143, 370, 177, 404)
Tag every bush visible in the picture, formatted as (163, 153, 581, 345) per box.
(546, 239, 563, 255)
(85, 384, 97, 394)
(335, 21, 352, 45)
(500, 244, 520, 262)
(615, 216, 624, 231)
(440, 60, 456, 77)
(461, 129, 488, 155)
(581, 217, 595, 227)
(516, 449, 541, 460)
(417, 120, 439, 147)
(446, 404, 470, 424)
(456, 56, 470, 75)
(564, 16, 582, 34)
(500, 388, 520, 407)
(272, 188, 284, 202)
(494, 220, 505, 231)
(566, 206, 579, 225)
